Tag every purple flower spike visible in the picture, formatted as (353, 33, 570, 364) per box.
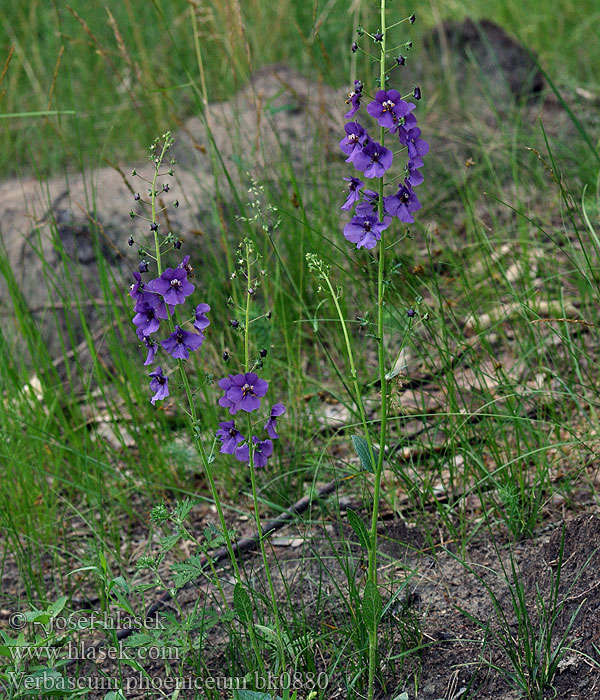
(133, 302, 161, 337)
(343, 214, 391, 250)
(216, 420, 245, 454)
(218, 372, 268, 415)
(194, 303, 210, 333)
(340, 122, 367, 160)
(149, 366, 169, 405)
(344, 80, 363, 119)
(341, 177, 364, 210)
(150, 267, 195, 306)
(367, 90, 411, 129)
(351, 140, 393, 179)
(161, 325, 204, 360)
(384, 183, 422, 223)
(235, 437, 274, 469)
(264, 403, 286, 439)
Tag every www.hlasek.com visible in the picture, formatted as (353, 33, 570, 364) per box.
(4, 641, 179, 664)
(6, 670, 329, 694)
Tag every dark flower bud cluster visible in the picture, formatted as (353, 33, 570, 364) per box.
(339, 62, 429, 249)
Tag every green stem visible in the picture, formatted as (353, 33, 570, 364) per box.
(148, 138, 264, 672)
(322, 274, 378, 472)
(368, 3, 387, 698)
(244, 247, 286, 672)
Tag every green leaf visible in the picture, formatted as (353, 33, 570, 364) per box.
(174, 498, 197, 524)
(170, 555, 206, 589)
(351, 435, 377, 474)
(159, 533, 181, 553)
(233, 583, 254, 623)
(346, 508, 371, 550)
(48, 596, 68, 617)
(233, 691, 283, 700)
(362, 581, 382, 634)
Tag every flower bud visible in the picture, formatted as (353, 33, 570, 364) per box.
(128, 236, 134, 246)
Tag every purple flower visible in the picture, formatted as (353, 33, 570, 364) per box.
(351, 140, 393, 178)
(149, 268, 195, 306)
(218, 372, 268, 415)
(161, 325, 204, 360)
(367, 90, 412, 130)
(341, 177, 364, 210)
(343, 214, 391, 250)
(130, 270, 155, 308)
(133, 302, 161, 337)
(149, 366, 169, 405)
(383, 183, 422, 223)
(136, 292, 173, 321)
(143, 336, 157, 365)
(355, 189, 379, 217)
(194, 303, 210, 333)
(216, 420, 245, 454)
(344, 80, 363, 119)
(264, 403, 286, 439)
(406, 157, 424, 187)
(393, 108, 417, 139)
(405, 127, 429, 159)
(339, 122, 367, 160)
(235, 437, 274, 469)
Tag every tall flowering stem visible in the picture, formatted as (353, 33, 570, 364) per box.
(369, 2, 388, 698)
(337, 1, 427, 696)
(242, 241, 287, 672)
(130, 134, 267, 673)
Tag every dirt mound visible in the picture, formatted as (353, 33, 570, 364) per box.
(0, 66, 339, 375)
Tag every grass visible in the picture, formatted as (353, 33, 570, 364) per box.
(1, 0, 600, 698)
(1, 0, 598, 178)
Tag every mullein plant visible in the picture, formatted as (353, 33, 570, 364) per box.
(127, 133, 286, 675)
(310, 4, 427, 698)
